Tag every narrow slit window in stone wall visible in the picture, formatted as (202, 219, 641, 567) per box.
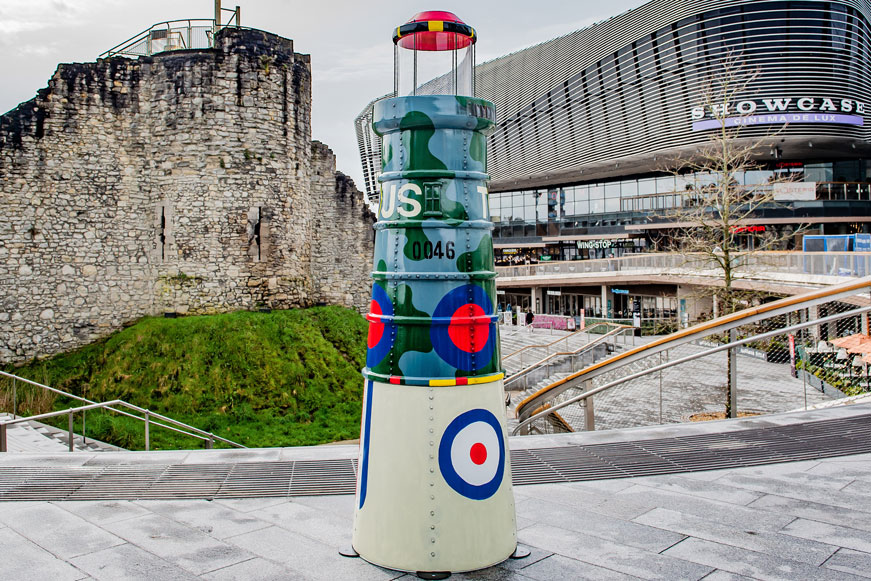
(248, 207, 265, 261)
(159, 206, 167, 261)
(155, 202, 172, 263)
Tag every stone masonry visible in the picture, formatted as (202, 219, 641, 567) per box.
(0, 28, 375, 363)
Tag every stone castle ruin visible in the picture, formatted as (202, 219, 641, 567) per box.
(0, 28, 375, 363)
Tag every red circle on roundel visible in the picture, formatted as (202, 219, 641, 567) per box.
(448, 304, 490, 353)
(469, 442, 487, 465)
(367, 300, 384, 348)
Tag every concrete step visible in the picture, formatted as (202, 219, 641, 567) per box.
(0, 413, 122, 453)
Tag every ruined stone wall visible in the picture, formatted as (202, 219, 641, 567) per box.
(310, 142, 375, 311)
(0, 28, 374, 363)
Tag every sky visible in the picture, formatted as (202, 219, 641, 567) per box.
(0, 0, 646, 189)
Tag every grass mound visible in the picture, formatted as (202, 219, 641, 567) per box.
(1, 307, 369, 450)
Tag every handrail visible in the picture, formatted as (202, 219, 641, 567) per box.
(513, 304, 871, 435)
(502, 322, 619, 362)
(495, 251, 871, 283)
(505, 326, 633, 390)
(0, 370, 245, 451)
(515, 275, 871, 421)
(0, 369, 210, 444)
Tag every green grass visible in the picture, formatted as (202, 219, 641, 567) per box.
(1, 307, 369, 450)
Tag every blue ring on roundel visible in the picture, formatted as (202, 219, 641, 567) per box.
(430, 284, 496, 371)
(366, 284, 395, 368)
(357, 380, 374, 509)
(438, 408, 505, 500)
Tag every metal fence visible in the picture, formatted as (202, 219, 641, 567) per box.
(505, 326, 635, 392)
(502, 323, 632, 373)
(497, 251, 871, 280)
(618, 181, 871, 213)
(100, 20, 220, 58)
(515, 279, 871, 435)
(0, 370, 244, 451)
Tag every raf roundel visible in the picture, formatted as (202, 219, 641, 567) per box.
(431, 284, 497, 371)
(366, 284, 395, 367)
(438, 408, 505, 500)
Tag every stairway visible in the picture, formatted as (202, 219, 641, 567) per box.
(503, 337, 631, 433)
(499, 327, 600, 376)
(0, 413, 120, 453)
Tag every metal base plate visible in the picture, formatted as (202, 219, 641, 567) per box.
(510, 545, 531, 559)
(416, 572, 451, 580)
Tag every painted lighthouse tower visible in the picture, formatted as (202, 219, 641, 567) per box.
(351, 10, 518, 576)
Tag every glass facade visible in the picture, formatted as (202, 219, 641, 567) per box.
(491, 161, 870, 228)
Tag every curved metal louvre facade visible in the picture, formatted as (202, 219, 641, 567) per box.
(356, 0, 871, 200)
(355, 98, 382, 203)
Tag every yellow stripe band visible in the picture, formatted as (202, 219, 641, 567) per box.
(428, 21, 444, 32)
(429, 379, 457, 386)
(428, 373, 504, 387)
(468, 374, 503, 385)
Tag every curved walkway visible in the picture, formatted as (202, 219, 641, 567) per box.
(0, 407, 869, 502)
(0, 405, 869, 579)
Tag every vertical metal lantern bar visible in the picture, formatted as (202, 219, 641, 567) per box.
(452, 31, 458, 95)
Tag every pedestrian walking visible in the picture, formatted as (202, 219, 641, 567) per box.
(525, 309, 534, 332)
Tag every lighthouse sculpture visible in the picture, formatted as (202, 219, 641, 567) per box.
(351, 10, 518, 576)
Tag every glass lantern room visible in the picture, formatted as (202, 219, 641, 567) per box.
(393, 11, 476, 97)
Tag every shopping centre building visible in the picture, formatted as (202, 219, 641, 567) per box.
(355, 0, 871, 324)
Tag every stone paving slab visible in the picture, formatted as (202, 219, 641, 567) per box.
(0, 502, 125, 559)
(0, 526, 88, 580)
(661, 537, 865, 581)
(516, 496, 686, 553)
(747, 492, 871, 534)
(824, 549, 871, 579)
(69, 543, 197, 581)
(100, 513, 254, 576)
(633, 507, 839, 566)
(613, 484, 798, 532)
(781, 519, 871, 554)
(517, 522, 713, 580)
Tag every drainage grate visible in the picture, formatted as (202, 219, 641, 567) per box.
(0, 414, 868, 501)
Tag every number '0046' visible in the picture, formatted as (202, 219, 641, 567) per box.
(410, 240, 455, 260)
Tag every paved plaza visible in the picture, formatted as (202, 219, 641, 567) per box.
(0, 404, 869, 579)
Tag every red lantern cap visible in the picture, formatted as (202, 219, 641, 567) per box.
(394, 11, 476, 51)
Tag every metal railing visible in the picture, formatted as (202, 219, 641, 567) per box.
(615, 181, 871, 213)
(100, 19, 227, 59)
(0, 370, 244, 452)
(497, 251, 871, 281)
(502, 323, 626, 368)
(514, 276, 871, 435)
(505, 325, 634, 392)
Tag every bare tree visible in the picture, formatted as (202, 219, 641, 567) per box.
(662, 51, 808, 416)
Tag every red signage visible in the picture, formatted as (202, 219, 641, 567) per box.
(731, 225, 766, 233)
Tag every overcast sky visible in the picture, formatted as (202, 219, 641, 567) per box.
(0, 0, 645, 189)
